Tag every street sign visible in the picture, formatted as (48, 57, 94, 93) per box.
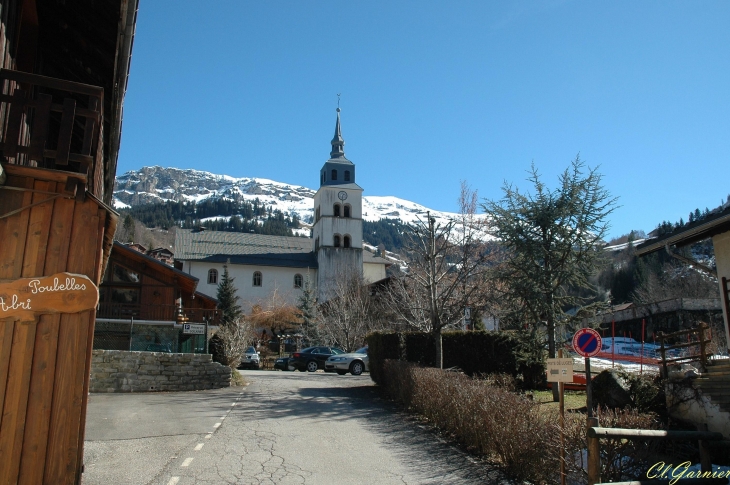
(546, 358, 574, 383)
(183, 323, 205, 335)
(573, 328, 602, 358)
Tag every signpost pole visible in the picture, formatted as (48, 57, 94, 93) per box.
(205, 316, 210, 354)
(585, 356, 593, 418)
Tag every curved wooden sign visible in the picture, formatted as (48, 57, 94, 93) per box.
(0, 273, 98, 321)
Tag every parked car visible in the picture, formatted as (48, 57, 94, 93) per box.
(289, 346, 345, 372)
(325, 346, 369, 376)
(145, 343, 172, 353)
(239, 346, 260, 369)
(274, 356, 295, 371)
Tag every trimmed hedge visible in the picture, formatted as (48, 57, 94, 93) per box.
(366, 332, 400, 385)
(367, 330, 546, 388)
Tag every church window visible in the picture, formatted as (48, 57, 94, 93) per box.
(344, 170, 350, 182)
(334, 235, 341, 247)
(331, 169, 337, 181)
(316, 206, 320, 221)
(321, 173, 325, 184)
(334, 204, 340, 217)
(253, 271, 262, 287)
(344, 205, 350, 218)
(207, 269, 218, 285)
(294, 274, 303, 288)
(344, 235, 351, 248)
(315, 237, 319, 250)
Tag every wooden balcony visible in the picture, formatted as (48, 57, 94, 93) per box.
(0, 69, 105, 199)
(97, 302, 221, 325)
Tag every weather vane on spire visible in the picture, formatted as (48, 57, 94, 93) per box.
(337, 93, 341, 111)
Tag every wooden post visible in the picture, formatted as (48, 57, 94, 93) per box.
(587, 416, 601, 485)
(698, 423, 712, 473)
(558, 349, 566, 485)
(659, 332, 667, 378)
(699, 322, 707, 370)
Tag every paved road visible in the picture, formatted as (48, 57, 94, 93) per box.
(83, 371, 510, 484)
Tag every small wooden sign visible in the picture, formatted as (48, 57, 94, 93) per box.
(546, 358, 574, 383)
(0, 272, 98, 320)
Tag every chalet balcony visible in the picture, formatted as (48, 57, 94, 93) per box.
(0, 69, 105, 199)
(97, 302, 221, 325)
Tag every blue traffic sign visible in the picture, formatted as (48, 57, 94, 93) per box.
(572, 328, 602, 358)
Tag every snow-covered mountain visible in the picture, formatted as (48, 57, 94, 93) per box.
(113, 166, 467, 230)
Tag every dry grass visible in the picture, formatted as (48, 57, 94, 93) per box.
(230, 369, 247, 387)
(531, 389, 587, 412)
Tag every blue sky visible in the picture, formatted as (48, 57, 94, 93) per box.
(118, 1, 730, 239)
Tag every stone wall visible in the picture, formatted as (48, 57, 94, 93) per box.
(90, 350, 231, 392)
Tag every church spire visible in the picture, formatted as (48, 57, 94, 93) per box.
(330, 108, 345, 159)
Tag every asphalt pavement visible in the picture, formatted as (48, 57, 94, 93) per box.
(83, 370, 511, 485)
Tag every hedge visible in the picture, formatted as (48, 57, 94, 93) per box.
(367, 330, 546, 388)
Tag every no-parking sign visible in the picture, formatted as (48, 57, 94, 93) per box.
(572, 328, 602, 358)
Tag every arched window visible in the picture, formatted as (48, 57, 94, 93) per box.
(333, 204, 341, 217)
(343, 205, 350, 218)
(331, 169, 337, 181)
(207, 269, 218, 284)
(321, 173, 325, 184)
(253, 271, 262, 287)
(315, 237, 319, 251)
(334, 235, 341, 248)
(344, 170, 350, 182)
(294, 274, 303, 288)
(316, 206, 320, 221)
(344, 235, 351, 248)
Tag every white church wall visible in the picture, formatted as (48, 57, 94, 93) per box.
(184, 260, 316, 311)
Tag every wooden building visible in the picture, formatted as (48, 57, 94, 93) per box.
(96, 242, 219, 352)
(0, 1, 138, 483)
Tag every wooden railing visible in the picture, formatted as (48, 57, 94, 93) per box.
(586, 420, 730, 485)
(97, 303, 220, 325)
(658, 323, 711, 377)
(0, 69, 104, 198)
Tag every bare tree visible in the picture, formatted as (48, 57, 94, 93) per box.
(247, 287, 302, 338)
(318, 272, 386, 352)
(385, 182, 491, 368)
(213, 318, 256, 369)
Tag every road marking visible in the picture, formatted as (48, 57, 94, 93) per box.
(194, 443, 204, 451)
(205, 433, 212, 439)
(181, 457, 194, 467)
(167, 478, 180, 485)
(213, 422, 221, 428)
(231, 403, 236, 406)
(221, 416, 226, 420)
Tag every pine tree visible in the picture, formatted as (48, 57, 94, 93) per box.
(297, 274, 319, 340)
(216, 264, 243, 327)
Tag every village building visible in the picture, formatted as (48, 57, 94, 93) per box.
(174, 109, 389, 307)
(94, 242, 219, 353)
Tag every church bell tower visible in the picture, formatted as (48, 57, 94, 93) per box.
(312, 108, 363, 300)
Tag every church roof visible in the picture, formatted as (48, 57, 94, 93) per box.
(175, 229, 318, 269)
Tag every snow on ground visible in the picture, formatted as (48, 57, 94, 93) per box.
(573, 356, 660, 374)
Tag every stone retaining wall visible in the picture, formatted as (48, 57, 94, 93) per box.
(90, 350, 231, 392)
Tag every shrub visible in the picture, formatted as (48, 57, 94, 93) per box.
(368, 330, 546, 388)
(380, 359, 664, 484)
(365, 332, 400, 385)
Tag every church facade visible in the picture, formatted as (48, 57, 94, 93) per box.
(174, 109, 388, 308)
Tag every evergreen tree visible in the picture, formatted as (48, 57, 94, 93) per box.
(297, 274, 319, 340)
(216, 264, 243, 327)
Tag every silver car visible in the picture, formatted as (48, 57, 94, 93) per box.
(325, 346, 369, 376)
(240, 346, 260, 369)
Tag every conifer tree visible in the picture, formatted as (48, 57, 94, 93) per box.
(216, 264, 243, 327)
(297, 274, 319, 340)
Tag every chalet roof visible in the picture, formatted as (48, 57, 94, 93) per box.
(583, 298, 721, 326)
(635, 203, 730, 256)
(112, 241, 199, 294)
(174, 229, 318, 269)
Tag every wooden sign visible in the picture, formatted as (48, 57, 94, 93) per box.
(0, 272, 98, 320)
